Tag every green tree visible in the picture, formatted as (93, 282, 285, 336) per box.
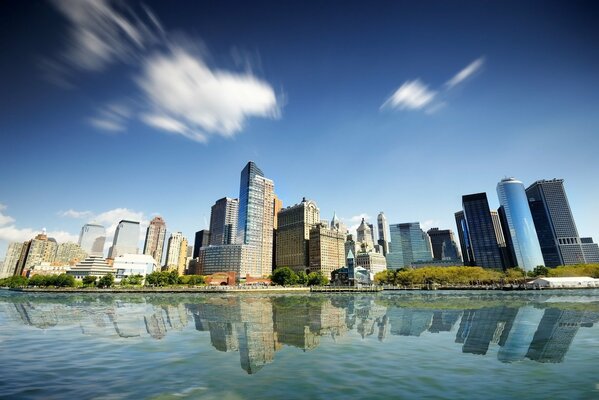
(28, 275, 47, 287)
(296, 271, 308, 285)
(271, 267, 298, 286)
(55, 273, 75, 287)
(0, 275, 29, 288)
(167, 270, 179, 285)
(307, 272, 328, 286)
(82, 275, 97, 287)
(530, 265, 549, 277)
(98, 273, 115, 288)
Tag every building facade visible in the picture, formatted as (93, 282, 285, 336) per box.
(193, 230, 211, 258)
(387, 223, 433, 269)
(526, 179, 586, 266)
(580, 238, 599, 264)
(355, 251, 387, 275)
(427, 228, 462, 262)
(78, 223, 106, 257)
(0, 242, 24, 278)
(54, 242, 88, 264)
(15, 233, 58, 276)
(67, 255, 115, 279)
(460, 193, 504, 269)
(209, 197, 239, 246)
(143, 216, 167, 265)
(356, 218, 375, 251)
(165, 232, 188, 274)
(113, 254, 158, 280)
(309, 222, 346, 278)
(377, 212, 390, 256)
(496, 178, 545, 271)
(108, 220, 140, 259)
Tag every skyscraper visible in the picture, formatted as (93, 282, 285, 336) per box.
(496, 178, 545, 271)
(209, 197, 239, 246)
(193, 230, 210, 258)
(143, 216, 167, 265)
(15, 232, 58, 276)
(455, 211, 474, 266)
(236, 161, 275, 276)
(387, 223, 433, 269)
(377, 212, 390, 256)
(275, 198, 320, 273)
(356, 218, 374, 251)
(460, 193, 504, 269)
(78, 223, 106, 257)
(427, 228, 462, 262)
(526, 179, 585, 267)
(309, 222, 346, 278)
(165, 232, 188, 274)
(0, 242, 24, 278)
(108, 220, 140, 259)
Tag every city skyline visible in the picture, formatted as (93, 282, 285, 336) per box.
(1, 1, 599, 259)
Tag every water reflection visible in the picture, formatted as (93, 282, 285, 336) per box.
(2, 292, 599, 374)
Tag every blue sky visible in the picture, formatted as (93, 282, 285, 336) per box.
(1, 0, 598, 258)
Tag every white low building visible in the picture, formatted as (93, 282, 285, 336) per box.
(527, 277, 599, 288)
(113, 254, 158, 280)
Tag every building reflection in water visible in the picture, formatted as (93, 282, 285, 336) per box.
(2, 294, 599, 373)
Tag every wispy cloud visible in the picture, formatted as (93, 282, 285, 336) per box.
(342, 213, 372, 236)
(0, 206, 15, 226)
(48, 0, 281, 143)
(381, 80, 437, 111)
(59, 209, 94, 219)
(382, 57, 485, 113)
(445, 57, 485, 89)
(0, 204, 77, 243)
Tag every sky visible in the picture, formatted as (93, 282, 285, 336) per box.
(1, 0, 599, 259)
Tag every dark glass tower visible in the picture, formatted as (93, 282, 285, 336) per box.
(237, 161, 264, 245)
(526, 179, 585, 267)
(455, 211, 474, 266)
(461, 193, 504, 269)
(193, 230, 210, 259)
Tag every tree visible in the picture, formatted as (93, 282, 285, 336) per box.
(530, 265, 549, 277)
(307, 272, 328, 286)
(167, 270, 179, 285)
(82, 276, 97, 287)
(271, 267, 298, 286)
(296, 271, 308, 285)
(55, 273, 75, 287)
(28, 275, 47, 287)
(98, 273, 115, 288)
(121, 274, 143, 286)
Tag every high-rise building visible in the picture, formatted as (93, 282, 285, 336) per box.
(455, 211, 474, 266)
(15, 232, 58, 276)
(78, 224, 106, 257)
(309, 222, 346, 278)
(273, 196, 283, 230)
(143, 216, 167, 265)
(496, 178, 545, 271)
(108, 220, 140, 259)
(0, 242, 24, 278)
(356, 218, 374, 251)
(580, 238, 599, 263)
(275, 198, 320, 273)
(193, 230, 210, 258)
(427, 228, 462, 262)
(54, 242, 88, 264)
(377, 212, 390, 256)
(460, 193, 504, 269)
(165, 232, 188, 273)
(526, 179, 586, 266)
(209, 197, 239, 246)
(387, 223, 433, 269)
(236, 161, 275, 277)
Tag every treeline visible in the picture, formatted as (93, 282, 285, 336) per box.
(374, 266, 526, 286)
(546, 264, 599, 278)
(0, 274, 76, 288)
(271, 267, 329, 286)
(145, 271, 205, 286)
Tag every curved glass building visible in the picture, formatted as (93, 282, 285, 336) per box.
(496, 178, 544, 271)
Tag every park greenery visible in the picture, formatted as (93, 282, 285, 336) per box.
(144, 271, 205, 287)
(271, 267, 329, 286)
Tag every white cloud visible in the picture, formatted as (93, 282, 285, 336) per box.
(381, 80, 437, 111)
(59, 209, 94, 219)
(89, 208, 149, 253)
(445, 57, 485, 89)
(137, 47, 279, 141)
(0, 225, 78, 244)
(343, 213, 372, 237)
(0, 212, 15, 226)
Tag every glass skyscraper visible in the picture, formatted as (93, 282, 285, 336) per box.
(387, 222, 433, 269)
(209, 197, 239, 246)
(78, 223, 106, 257)
(460, 193, 504, 269)
(108, 220, 140, 259)
(496, 178, 545, 271)
(526, 179, 585, 266)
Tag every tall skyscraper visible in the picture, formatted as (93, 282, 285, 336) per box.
(0, 242, 24, 278)
(209, 197, 239, 246)
(356, 218, 374, 251)
(78, 223, 106, 257)
(496, 178, 545, 271)
(387, 223, 433, 269)
(108, 220, 140, 259)
(15, 232, 58, 276)
(377, 212, 390, 256)
(236, 161, 275, 276)
(455, 211, 474, 266)
(427, 228, 462, 261)
(275, 198, 320, 273)
(165, 232, 188, 273)
(526, 179, 585, 267)
(143, 216, 167, 265)
(193, 230, 210, 258)
(460, 193, 504, 269)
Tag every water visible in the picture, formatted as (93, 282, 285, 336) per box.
(1, 290, 599, 399)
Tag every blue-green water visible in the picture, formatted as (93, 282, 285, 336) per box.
(1, 290, 599, 399)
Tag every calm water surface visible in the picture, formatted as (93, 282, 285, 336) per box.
(1, 290, 599, 399)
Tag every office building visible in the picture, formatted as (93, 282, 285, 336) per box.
(427, 228, 462, 262)
(143, 216, 167, 265)
(193, 230, 210, 259)
(377, 212, 390, 256)
(387, 222, 433, 269)
(54, 242, 88, 264)
(0, 242, 24, 278)
(78, 223, 106, 257)
(275, 198, 320, 273)
(460, 193, 504, 269)
(355, 250, 387, 275)
(273, 196, 283, 230)
(108, 220, 140, 259)
(497, 178, 545, 271)
(113, 254, 158, 280)
(455, 211, 474, 266)
(309, 222, 346, 278)
(581, 238, 599, 263)
(15, 232, 58, 276)
(526, 179, 586, 266)
(209, 197, 239, 246)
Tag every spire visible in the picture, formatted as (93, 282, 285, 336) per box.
(331, 211, 340, 229)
